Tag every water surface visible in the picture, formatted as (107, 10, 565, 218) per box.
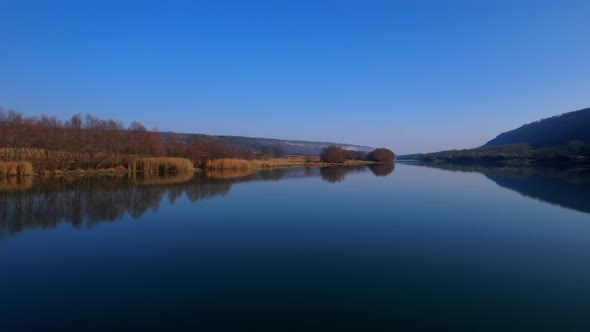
(1, 164, 590, 331)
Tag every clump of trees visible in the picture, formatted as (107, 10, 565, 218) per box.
(319, 145, 395, 163)
(366, 148, 395, 162)
(320, 146, 346, 163)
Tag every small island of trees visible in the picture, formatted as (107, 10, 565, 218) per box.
(320, 145, 395, 164)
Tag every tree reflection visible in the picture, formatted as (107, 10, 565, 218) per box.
(368, 163, 395, 176)
(0, 165, 396, 240)
(0, 173, 232, 239)
(320, 165, 367, 183)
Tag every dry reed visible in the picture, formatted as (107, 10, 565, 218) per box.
(131, 157, 195, 174)
(0, 161, 34, 177)
(204, 158, 255, 170)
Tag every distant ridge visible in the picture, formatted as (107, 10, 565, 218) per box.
(483, 108, 590, 148)
(159, 132, 374, 155)
(398, 107, 590, 165)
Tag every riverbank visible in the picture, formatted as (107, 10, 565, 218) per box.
(220, 156, 378, 169)
(1, 155, 380, 177)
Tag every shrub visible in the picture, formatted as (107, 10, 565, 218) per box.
(366, 148, 395, 163)
(320, 146, 345, 163)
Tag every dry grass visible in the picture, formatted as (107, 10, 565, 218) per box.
(252, 156, 316, 168)
(131, 157, 195, 174)
(205, 156, 375, 171)
(0, 161, 34, 177)
(251, 156, 375, 169)
(205, 158, 255, 170)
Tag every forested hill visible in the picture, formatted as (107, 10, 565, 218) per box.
(483, 108, 590, 148)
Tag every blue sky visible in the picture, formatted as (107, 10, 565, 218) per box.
(1, 0, 589, 154)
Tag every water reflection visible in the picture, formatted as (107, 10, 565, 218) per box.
(320, 165, 367, 183)
(368, 162, 395, 176)
(0, 165, 391, 240)
(0, 176, 33, 191)
(407, 162, 590, 214)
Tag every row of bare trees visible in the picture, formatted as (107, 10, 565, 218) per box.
(0, 109, 251, 171)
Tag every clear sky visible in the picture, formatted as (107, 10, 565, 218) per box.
(1, 0, 589, 154)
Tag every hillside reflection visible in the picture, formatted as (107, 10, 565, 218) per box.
(408, 163, 590, 214)
(0, 165, 392, 240)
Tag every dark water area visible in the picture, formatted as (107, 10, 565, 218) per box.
(1, 163, 590, 331)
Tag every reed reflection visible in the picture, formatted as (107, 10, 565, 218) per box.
(0, 165, 393, 240)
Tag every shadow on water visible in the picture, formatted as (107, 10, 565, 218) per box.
(406, 162, 590, 215)
(0, 165, 394, 240)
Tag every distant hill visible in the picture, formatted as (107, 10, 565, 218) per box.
(159, 132, 374, 156)
(398, 107, 590, 165)
(483, 108, 590, 148)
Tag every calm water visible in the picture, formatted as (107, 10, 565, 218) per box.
(1, 163, 590, 331)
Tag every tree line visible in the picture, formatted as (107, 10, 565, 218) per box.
(319, 145, 395, 163)
(0, 109, 256, 171)
(0, 108, 393, 174)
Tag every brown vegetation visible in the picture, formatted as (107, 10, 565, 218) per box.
(0, 108, 394, 175)
(320, 145, 395, 164)
(319, 146, 346, 163)
(130, 157, 195, 174)
(366, 148, 395, 163)
(205, 158, 255, 170)
(0, 109, 252, 173)
(0, 161, 33, 178)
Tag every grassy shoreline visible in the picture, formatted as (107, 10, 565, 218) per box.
(1, 156, 380, 177)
